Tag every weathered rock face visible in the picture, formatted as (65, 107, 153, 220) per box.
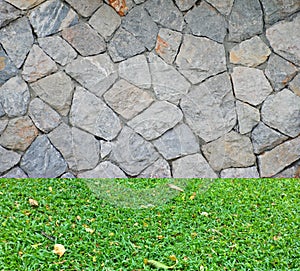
(3, 0, 46, 10)
(0, 146, 21, 174)
(65, 0, 103, 17)
(236, 101, 260, 134)
(78, 162, 127, 178)
(174, 0, 196, 12)
(290, 74, 300, 97)
(0, 46, 18, 84)
(206, 0, 234, 15)
(138, 158, 171, 178)
(220, 167, 259, 178)
(1, 166, 27, 178)
(0, 0, 20, 28)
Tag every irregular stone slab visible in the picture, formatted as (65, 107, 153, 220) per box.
(29, 0, 78, 38)
(138, 158, 171, 178)
(232, 67, 273, 106)
(174, 0, 196, 11)
(0, 119, 8, 134)
(100, 140, 112, 159)
(30, 71, 74, 116)
(228, 0, 263, 42)
(274, 160, 300, 178)
(78, 162, 127, 178)
(265, 54, 297, 91)
(261, 89, 300, 138)
(48, 123, 99, 171)
(0, 46, 18, 84)
(153, 123, 199, 160)
(202, 131, 256, 171)
(0, 76, 30, 117)
(266, 14, 300, 66)
(61, 172, 75, 178)
(1, 167, 27, 178)
(122, 6, 159, 50)
(104, 79, 154, 120)
(108, 28, 145, 62)
(70, 86, 122, 140)
(128, 101, 183, 140)
(65, 0, 103, 17)
(38, 36, 77, 66)
(155, 28, 182, 65)
(220, 167, 259, 178)
(65, 54, 118, 97)
(206, 0, 234, 15)
(118, 55, 151, 89)
(0, 0, 20, 28)
(144, 0, 184, 31)
(172, 153, 217, 178)
(20, 135, 67, 178)
(185, 2, 227, 43)
(176, 35, 226, 84)
(181, 73, 236, 142)
(251, 122, 288, 154)
(236, 101, 260, 134)
(0, 116, 38, 151)
(62, 23, 106, 57)
(0, 146, 21, 175)
(0, 17, 33, 68)
(0, 105, 4, 117)
(28, 98, 61, 133)
(22, 45, 58, 83)
(3, 0, 46, 10)
(148, 53, 190, 104)
(110, 126, 160, 175)
(230, 36, 271, 67)
(290, 74, 300, 97)
(258, 136, 300, 177)
(89, 4, 121, 41)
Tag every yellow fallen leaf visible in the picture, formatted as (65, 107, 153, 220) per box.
(200, 212, 209, 217)
(190, 192, 196, 200)
(29, 198, 38, 207)
(49, 186, 53, 192)
(169, 255, 177, 262)
(31, 243, 42, 248)
(167, 183, 184, 192)
(85, 227, 95, 234)
(53, 244, 66, 258)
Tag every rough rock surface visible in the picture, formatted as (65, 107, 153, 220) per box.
(78, 162, 127, 178)
(206, 0, 234, 15)
(236, 101, 260, 134)
(0, 0, 20, 27)
(65, 0, 103, 17)
(138, 158, 171, 178)
(220, 167, 259, 178)
(1, 166, 27, 178)
(0, 46, 18, 84)
(0, 146, 21, 174)
(174, 0, 196, 12)
(290, 74, 300, 97)
(3, 0, 45, 10)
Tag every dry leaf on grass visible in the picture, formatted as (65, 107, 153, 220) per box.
(28, 198, 38, 207)
(53, 244, 66, 257)
(167, 183, 184, 192)
(144, 258, 178, 269)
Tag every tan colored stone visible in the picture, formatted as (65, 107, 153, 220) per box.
(4, 0, 46, 10)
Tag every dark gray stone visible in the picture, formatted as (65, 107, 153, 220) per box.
(65, 0, 103, 17)
(174, 0, 196, 11)
(78, 162, 127, 178)
(138, 158, 171, 178)
(1, 167, 28, 178)
(206, 0, 234, 15)
(3, 0, 46, 10)
(0, 0, 20, 28)
(0, 146, 21, 175)
(0, 46, 18, 84)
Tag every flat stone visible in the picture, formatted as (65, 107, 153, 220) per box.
(0, 116, 38, 151)
(128, 101, 183, 140)
(265, 54, 297, 91)
(0, 146, 21, 175)
(274, 160, 300, 178)
(61, 172, 75, 178)
(266, 13, 300, 66)
(174, 0, 196, 11)
(28, 98, 61, 133)
(0, 46, 18, 84)
(22, 45, 58, 83)
(3, 0, 46, 10)
(48, 123, 100, 171)
(236, 101, 260, 134)
(228, 0, 263, 42)
(176, 35, 226, 84)
(0, 119, 8, 134)
(65, 0, 103, 17)
(220, 167, 259, 178)
(261, 89, 300, 138)
(0, 76, 30, 117)
(30, 71, 74, 116)
(78, 162, 127, 178)
(206, 0, 234, 15)
(290, 74, 300, 97)
(155, 28, 182, 65)
(104, 79, 154, 120)
(70, 86, 122, 140)
(232, 67, 273, 106)
(62, 23, 106, 57)
(119, 54, 151, 89)
(65, 54, 118, 97)
(0, 0, 20, 28)
(258, 136, 300, 177)
(230, 36, 271, 67)
(109, 126, 160, 176)
(20, 135, 67, 178)
(89, 4, 121, 41)
(1, 167, 27, 178)
(181, 73, 236, 142)
(251, 122, 288, 154)
(144, 0, 184, 31)
(153, 123, 199, 160)
(0, 17, 33, 68)
(185, 2, 227, 43)
(29, 0, 78, 38)
(148, 53, 190, 104)
(0, 105, 4, 117)
(100, 140, 112, 158)
(138, 158, 171, 178)
(202, 131, 256, 171)
(172, 153, 218, 178)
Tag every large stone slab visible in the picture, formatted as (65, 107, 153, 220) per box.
(3, 0, 46, 10)
(0, 146, 21, 175)
(0, 46, 18, 84)
(206, 0, 234, 15)
(65, 0, 103, 17)
(236, 101, 260, 134)
(78, 162, 127, 178)
(181, 73, 236, 142)
(0, 0, 20, 28)
(138, 158, 171, 178)
(220, 167, 259, 178)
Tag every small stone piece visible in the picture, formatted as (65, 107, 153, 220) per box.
(0, 116, 38, 151)
(236, 101, 260, 134)
(172, 153, 217, 178)
(1, 167, 27, 178)
(104, 79, 154, 120)
(20, 135, 67, 178)
(251, 122, 288, 154)
(22, 45, 58, 83)
(0, 46, 18, 84)
(0, 119, 8, 134)
(128, 101, 183, 140)
(230, 36, 271, 67)
(0, 105, 4, 117)
(78, 162, 127, 178)
(100, 140, 112, 158)
(232, 67, 273, 106)
(70, 87, 122, 140)
(0, 76, 30, 117)
(0, 146, 21, 174)
(29, 0, 78, 38)
(274, 160, 300, 178)
(185, 2, 227, 43)
(65, 54, 118, 97)
(176, 34, 226, 84)
(62, 23, 106, 57)
(220, 167, 259, 178)
(3, 0, 46, 10)
(261, 89, 300, 138)
(65, 0, 103, 17)
(138, 158, 171, 178)
(206, 0, 234, 15)
(258, 136, 300, 177)
(61, 172, 75, 178)
(202, 131, 256, 171)
(290, 74, 300, 97)
(0, 0, 20, 28)
(174, 0, 196, 11)
(30, 72, 74, 116)
(28, 98, 61, 133)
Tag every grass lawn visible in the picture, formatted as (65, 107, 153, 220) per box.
(0, 178, 299, 270)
